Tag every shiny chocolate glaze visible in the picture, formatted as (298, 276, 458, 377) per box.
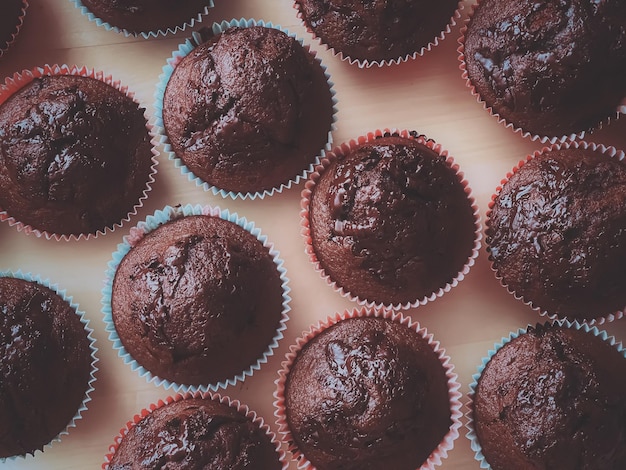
(464, 0, 626, 137)
(474, 324, 626, 470)
(285, 316, 451, 470)
(487, 148, 626, 319)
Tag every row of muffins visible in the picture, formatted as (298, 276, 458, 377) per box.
(1, 0, 624, 470)
(3, 267, 626, 469)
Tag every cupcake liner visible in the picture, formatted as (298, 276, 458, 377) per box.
(101, 203, 291, 393)
(294, 0, 463, 68)
(0, 0, 28, 59)
(457, 1, 620, 143)
(102, 390, 288, 469)
(274, 307, 463, 469)
(0, 269, 98, 462)
(466, 319, 626, 469)
(300, 128, 482, 311)
(0, 64, 159, 241)
(70, 0, 214, 39)
(153, 18, 338, 200)
(485, 140, 626, 326)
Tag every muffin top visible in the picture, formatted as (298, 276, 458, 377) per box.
(463, 0, 626, 137)
(296, 0, 459, 63)
(0, 0, 25, 53)
(0, 276, 92, 458)
(162, 25, 333, 194)
(285, 316, 451, 469)
(108, 397, 282, 470)
(309, 134, 476, 306)
(0, 74, 153, 237)
(487, 147, 626, 320)
(474, 324, 626, 470)
(79, 0, 211, 34)
(111, 214, 284, 386)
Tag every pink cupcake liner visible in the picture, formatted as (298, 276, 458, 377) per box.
(101, 203, 291, 393)
(294, 0, 463, 68)
(0, 0, 28, 58)
(457, 1, 622, 144)
(485, 140, 626, 326)
(274, 307, 463, 469)
(300, 128, 482, 311)
(70, 0, 214, 39)
(103, 390, 288, 469)
(465, 319, 626, 469)
(0, 270, 98, 462)
(0, 64, 159, 241)
(154, 18, 337, 200)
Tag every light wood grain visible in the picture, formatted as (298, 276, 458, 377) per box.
(1, 1, 625, 468)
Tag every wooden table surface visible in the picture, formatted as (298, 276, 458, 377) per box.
(1, 1, 626, 468)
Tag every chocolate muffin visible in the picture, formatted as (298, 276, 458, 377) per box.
(308, 133, 477, 306)
(0, 276, 93, 458)
(162, 25, 334, 194)
(296, 0, 459, 64)
(462, 0, 626, 138)
(486, 145, 626, 321)
(283, 315, 452, 469)
(111, 214, 284, 386)
(108, 396, 282, 469)
(472, 324, 626, 470)
(0, 74, 154, 237)
(0, 0, 26, 57)
(79, 0, 211, 35)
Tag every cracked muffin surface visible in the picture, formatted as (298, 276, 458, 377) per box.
(463, 0, 626, 137)
(473, 324, 626, 470)
(111, 214, 284, 386)
(108, 397, 282, 469)
(486, 147, 626, 320)
(162, 25, 333, 194)
(309, 134, 476, 306)
(284, 316, 451, 470)
(0, 74, 153, 236)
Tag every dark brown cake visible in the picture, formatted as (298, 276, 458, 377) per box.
(0, 276, 92, 458)
(284, 316, 452, 469)
(79, 0, 211, 34)
(162, 25, 333, 194)
(308, 134, 477, 306)
(111, 214, 284, 386)
(473, 324, 626, 470)
(0, 74, 154, 237)
(296, 0, 459, 63)
(0, 0, 26, 55)
(462, 0, 626, 137)
(108, 396, 282, 469)
(486, 146, 626, 320)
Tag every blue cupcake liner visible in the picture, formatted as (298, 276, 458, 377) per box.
(0, 270, 98, 462)
(153, 18, 338, 200)
(0, 0, 28, 58)
(465, 319, 625, 469)
(101, 203, 291, 393)
(69, 0, 214, 39)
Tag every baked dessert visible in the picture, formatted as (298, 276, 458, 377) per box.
(78, 0, 211, 34)
(296, 0, 459, 64)
(472, 323, 626, 469)
(283, 315, 452, 469)
(111, 214, 284, 386)
(307, 133, 477, 306)
(0, 73, 154, 237)
(162, 25, 333, 194)
(462, 0, 626, 138)
(108, 396, 283, 469)
(486, 145, 626, 321)
(0, 276, 92, 458)
(0, 0, 26, 56)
